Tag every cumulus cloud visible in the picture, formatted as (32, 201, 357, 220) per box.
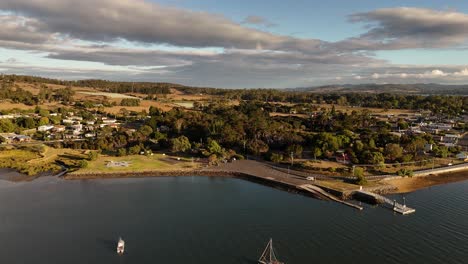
(1, 2, 468, 87)
(0, 0, 322, 52)
(342, 7, 468, 50)
(0, 14, 53, 44)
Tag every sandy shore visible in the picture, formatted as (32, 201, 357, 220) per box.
(385, 170, 468, 193)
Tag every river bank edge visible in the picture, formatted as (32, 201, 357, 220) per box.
(63, 167, 468, 196)
(2, 165, 467, 197)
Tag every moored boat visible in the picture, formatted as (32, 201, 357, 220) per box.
(258, 238, 284, 264)
(117, 237, 125, 254)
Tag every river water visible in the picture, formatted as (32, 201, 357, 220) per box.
(0, 176, 467, 264)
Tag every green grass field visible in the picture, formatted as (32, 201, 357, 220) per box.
(72, 153, 203, 174)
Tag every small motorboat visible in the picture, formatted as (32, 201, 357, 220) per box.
(117, 237, 125, 254)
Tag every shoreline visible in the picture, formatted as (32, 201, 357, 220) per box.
(65, 167, 468, 195)
(385, 170, 468, 193)
(3, 164, 468, 196)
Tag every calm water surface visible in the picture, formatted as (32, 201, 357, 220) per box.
(0, 176, 467, 264)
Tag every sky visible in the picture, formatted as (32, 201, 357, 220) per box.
(1, 0, 468, 88)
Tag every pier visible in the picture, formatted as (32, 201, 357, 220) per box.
(355, 190, 415, 215)
(299, 184, 363, 210)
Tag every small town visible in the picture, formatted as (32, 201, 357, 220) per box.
(1, 1, 468, 263)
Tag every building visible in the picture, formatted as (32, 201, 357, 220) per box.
(102, 117, 117, 124)
(53, 125, 66, 133)
(0, 133, 18, 143)
(441, 134, 460, 147)
(38, 125, 55, 132)
(13, 135, 31, 143)
(335, 150, 351, 164)
(424, 144, 433, 152)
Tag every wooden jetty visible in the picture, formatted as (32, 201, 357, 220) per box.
(355, 190, 415, 215)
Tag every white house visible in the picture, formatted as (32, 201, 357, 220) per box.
(38, 125, 55, 132)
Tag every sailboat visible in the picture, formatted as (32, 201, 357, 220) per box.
(258, 238, 284, 264)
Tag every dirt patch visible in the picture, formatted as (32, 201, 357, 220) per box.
(385, 170, 468, 193)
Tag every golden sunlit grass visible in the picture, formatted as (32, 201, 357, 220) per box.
(71, 153, 203, 174)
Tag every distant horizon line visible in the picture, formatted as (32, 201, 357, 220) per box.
(2, 73, 468, 90)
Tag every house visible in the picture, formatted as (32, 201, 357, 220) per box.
(53, 125, 66, 132)
(0, 133, 18, 144)
(0, 114, 14, 119)
(458, 133, 468, 149)
(84, 133, 96, 138)
(70, 124, 83, 131)
(13, 135, 31, 143)
(62, 119, 74, 125)
(441, 134, 460, 147)
(38, 125, 55, 132)
(102, 117, 117, 124)
(424, 144, 433, 152)
(335, 150, 351, 164)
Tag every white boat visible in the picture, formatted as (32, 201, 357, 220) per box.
(258, 238, 284, 264)
(117, 237, 125, 254)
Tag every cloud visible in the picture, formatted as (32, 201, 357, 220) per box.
(45, 45, 380, 69)
(0, 14, 53, 44)
(343, 7, 468, 50)
(0, 0, 320, 53)
(242, 15, 276, 27)
(1, 2, 468, 87)
(351, 68, 468, 83)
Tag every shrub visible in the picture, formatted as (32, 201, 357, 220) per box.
(397, 169, 414, 177)
(269, 152, 284, 163)
(79, 160, 88, 168)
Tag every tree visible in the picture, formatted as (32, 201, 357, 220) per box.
(55, 86, 75, 104)
(170, 136, 191, 152)
(120, 98, 141, 106)
(79, 160, 88, 168)
(313, 147, 322, 160)
(362, 151, 385, 164)
(0, 119, 16, 132)
(354, 167, 367, 185)
(434, 146, 449, 158)
(287, 144, 303, 158)
(138, 125, 153, 137)
(117, 148, 127, 156)
(269, 152, 283, 163)
(87, 151, 98, 161)
(207, 139, 223, 156)
(128, 145, 142, 155)
(384, 143, 403, 162)
(371, 152, 385, 164)
(38, 117, 50, 126)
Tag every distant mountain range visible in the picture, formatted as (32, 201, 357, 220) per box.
(293, 84, 468, 95)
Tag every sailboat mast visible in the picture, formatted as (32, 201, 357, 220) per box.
(269, 238, 272, 261)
